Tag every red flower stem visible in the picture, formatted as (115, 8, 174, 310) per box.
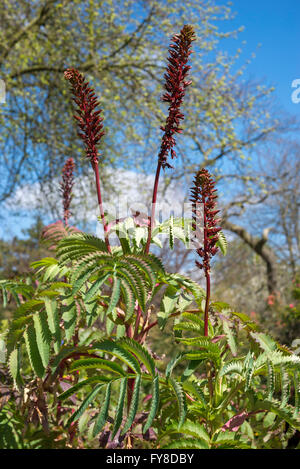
(204, 272, 210, 336)
(127, 374, 135, 413)
(133, 305, 142, 340)
(203, 196, 210, 337)
(138, 311, 181, 340)
(92, 160, 111, 253)
(145, 161, 162, 254)
(124, 323, 136, 414)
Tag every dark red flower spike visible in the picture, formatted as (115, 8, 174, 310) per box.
(190, 168, 221, 335)
(159, 24, 196, 169)
(64, 68, 111, 252)
(60, 157, 75, 225)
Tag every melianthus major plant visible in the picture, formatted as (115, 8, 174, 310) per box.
(0, 25, 299, 450)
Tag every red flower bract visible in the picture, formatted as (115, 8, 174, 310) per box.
(60, 157, 75, 225)
(64, 68, 105, 166)
(190, 168, 221, 275)
(64, 68, 111, 253)
(158, 24, 195, 169)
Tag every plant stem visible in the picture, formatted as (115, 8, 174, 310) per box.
(204, 272, 210, 336)
(133, 306, 142, 340)
(203, 197, 210, 336)
(145, 161, 162, 254)
(206, 361, 214, 403)
(124, 323, 135, 412)
(92, 160, 111, 253)
(138, 311, 181, 340)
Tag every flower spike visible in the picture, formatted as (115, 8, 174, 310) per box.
(190, 168, 221, 275)
(64, 68, 111, 252)
(190, 168, 221, 336)
(60, 157, 75, 225)
(145, 25, 195, 254)
(64, 68, 105, 166)
(158, 24, 196, 169)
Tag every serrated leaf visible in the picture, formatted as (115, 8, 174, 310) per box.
(122, 374, 141, 434)
(58, 377, 103, 401)
(223, 321, 237, 357)
(24, 324, 45, 378)
(112, 377, 127, 438)
(67, 384, 103, 426)
(163, 438, 209, 449)
(85, 273, 110, 302)
(119, 338, 155, 376)
(44, 297, 61, 353)
(169, 378, 187, 428)
(216, 230, 227, 255)
(143, 375, 159, 433)
(92, 340, 140, 374)
(33, 310, 51, 368)
(107, 276, 121, 315)
(62, 300, 77, 342)
(169, 216, 174, 249)
(93, 382, 112, 436)
(70, 358, 126, 376)
(8, 349, 23, 389)
(166, 352, 186, 380)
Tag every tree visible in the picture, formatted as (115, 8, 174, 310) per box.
(0, 0, 290, 215)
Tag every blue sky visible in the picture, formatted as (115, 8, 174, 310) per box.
(1, 0, 299, 240)
(218, 0, 300, 115)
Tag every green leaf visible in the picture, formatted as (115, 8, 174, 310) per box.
(24, 324, 45, 378)
(119, 279, 135, 321)
(67, 384, 103, 426)
(169, 216, 174, 249)
(85, 273, 110, 302)
(134, 227, 147, 247)
(119, 338, 156, 376)
(266, 360, 275, 399)
(127, 255, 156, 290)
(166, 352, 186, 380)
(44, 298, 61, 353)
(62, 299, 77, 342)
(84, 300, 102, 327)
(107, 276, 121, 315)
(72, 264, 98, 294)
(58, 377, 104, 401)
(220, 360, 244, 377)
(162, 438, 209, 450)
(143, 375, 159, 433)
(223, 321, 237, 357)
(8, 348, 23, 389)
(294, 372, 299, 414)
(112, 377, 127, 438)
(117, 266, 145, 311)
(33, 310, 51, 368)
(250, 332, 277, 352)
(92, 340, 140, 374)
(253, 398, 300, 430)
(216, 230, 227, 255)
(169, 378, 187, 428)
(93, 382, 112, 436)
(122, 374, 141, 434)
(162, 420, 210, 443)
(70, 358, 126, 376)
(182, 381, 206, 405)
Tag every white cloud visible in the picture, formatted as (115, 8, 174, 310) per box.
(5, 168, 188, 236)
